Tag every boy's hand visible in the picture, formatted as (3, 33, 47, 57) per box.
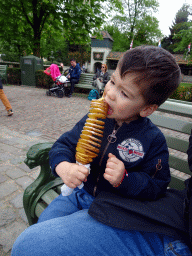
(56, 161, 89, 189)
(104, 153, 125, 187)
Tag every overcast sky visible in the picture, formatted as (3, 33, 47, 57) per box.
(155, 0, 191, 37)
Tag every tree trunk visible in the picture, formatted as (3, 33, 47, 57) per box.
(33, 32, 41, 57)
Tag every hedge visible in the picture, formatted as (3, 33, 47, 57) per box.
(7, 68, 21, 85)
(35, 70, 53, 89)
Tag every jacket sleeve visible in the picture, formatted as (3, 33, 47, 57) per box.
(103, 72, 110, 85)
(115, 132, 171, 200)
(71, 65, 81, 79)
(49, 115, 87, 176)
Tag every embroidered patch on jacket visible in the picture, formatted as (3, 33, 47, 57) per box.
(117, 138, 145, 162)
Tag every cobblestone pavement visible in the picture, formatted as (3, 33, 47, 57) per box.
(0, 85, 90, 255)
(0, 85, 192, 255)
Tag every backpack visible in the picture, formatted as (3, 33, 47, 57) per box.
(88, 89, 99, 101)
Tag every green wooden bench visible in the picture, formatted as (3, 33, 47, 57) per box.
(68, 73, 95, 90)
(76, 73, 95, 90)
(23, 99, 192, 225)
(69, 73, 110, 91)
(0, 65, 8, 83)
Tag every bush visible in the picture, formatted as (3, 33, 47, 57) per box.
(7, 68, 21, 85)
(35, 70, 53, 89)
(43, 60, 61, 66)
(170, 85, 192, 102)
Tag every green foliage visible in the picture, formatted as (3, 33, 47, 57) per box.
(104, 18, 161, 52)
(0, 0, 122, 60)
(103, 25, 130, 51)
(7, 68, 21, 85)
(68, 51, 91, 65)
(170, 84, 192, 102)
(109, 0, 161, 41)
(173, 22, 192, 59)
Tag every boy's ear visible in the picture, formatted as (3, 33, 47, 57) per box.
(140, 104, 158, 117)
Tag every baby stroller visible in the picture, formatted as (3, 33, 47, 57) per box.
(44, 64, 70, 98)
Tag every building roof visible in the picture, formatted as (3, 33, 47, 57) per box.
(91, 31, 114, 42)
(106, 52, 190, 65)
(173, 54, 189, 64)
(106, 52, 124, 60)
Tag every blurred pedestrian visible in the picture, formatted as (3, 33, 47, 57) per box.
(0, 78, 13, 116)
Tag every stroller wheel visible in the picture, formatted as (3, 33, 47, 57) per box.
(46, 90, 51, 96)
(57, 89, 64, 98)
(64, 88, 70, 97)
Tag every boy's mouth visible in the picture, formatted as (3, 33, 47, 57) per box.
(107, 105, 113, 115)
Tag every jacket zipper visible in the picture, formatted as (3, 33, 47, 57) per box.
(93, 124, 121, 196)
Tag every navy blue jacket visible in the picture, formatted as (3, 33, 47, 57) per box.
(49, 115, 170, 200)
(68, 63, 81, 80)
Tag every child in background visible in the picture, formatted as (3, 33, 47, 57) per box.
(0, 78, 13, 116)
(12, 46, 191, 256)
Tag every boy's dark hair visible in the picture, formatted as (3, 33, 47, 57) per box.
(118, 45, 181, 106)
(70, 58, 76, 62)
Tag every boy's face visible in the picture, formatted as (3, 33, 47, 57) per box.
(104, 67, 151, 125)
(70, 61, 76, 67)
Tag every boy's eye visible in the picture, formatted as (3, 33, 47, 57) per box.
(110, 79, 115, 85)
(121, 91, 128, 98)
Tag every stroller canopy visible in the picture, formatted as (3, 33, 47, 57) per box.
(44, 64, 61, 81)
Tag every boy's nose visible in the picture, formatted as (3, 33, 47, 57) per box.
(106, 86, 116, 101)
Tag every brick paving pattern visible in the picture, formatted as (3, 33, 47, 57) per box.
(0, 85, 90, 255)
(0, 85, 192, 255)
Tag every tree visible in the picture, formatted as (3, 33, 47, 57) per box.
(103, 25, 130, 52)
(0, 0, 122, 58)
(162, 4, 192, 54)
(103, 0, 162, 50)
(172, 22, 192, 59)
(110, 0, 161, 43)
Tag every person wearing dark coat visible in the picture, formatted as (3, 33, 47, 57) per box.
(66, 59, 81, 98)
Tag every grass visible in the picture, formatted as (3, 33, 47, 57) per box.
(180, 82, 192, 88)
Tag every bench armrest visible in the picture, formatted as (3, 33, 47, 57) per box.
(23, 142, 56, 224)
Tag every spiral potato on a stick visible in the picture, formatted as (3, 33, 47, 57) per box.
(61, 97, 108, 196)
(75, 97, 108, 165)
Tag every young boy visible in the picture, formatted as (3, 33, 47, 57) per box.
(12, 46, 191, 256)
(48, 45, 180, 201)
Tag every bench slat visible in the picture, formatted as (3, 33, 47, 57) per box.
(41, 189, 59, 205)
(149, 114, 192, 134)
(35, 202, 47, 218)
(169, 155, 190, 175)
(165, 136, 189, 153)
(0, 65, 8, 83)
(169, 174, 186, 190)
(159, 100, 192, 117)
